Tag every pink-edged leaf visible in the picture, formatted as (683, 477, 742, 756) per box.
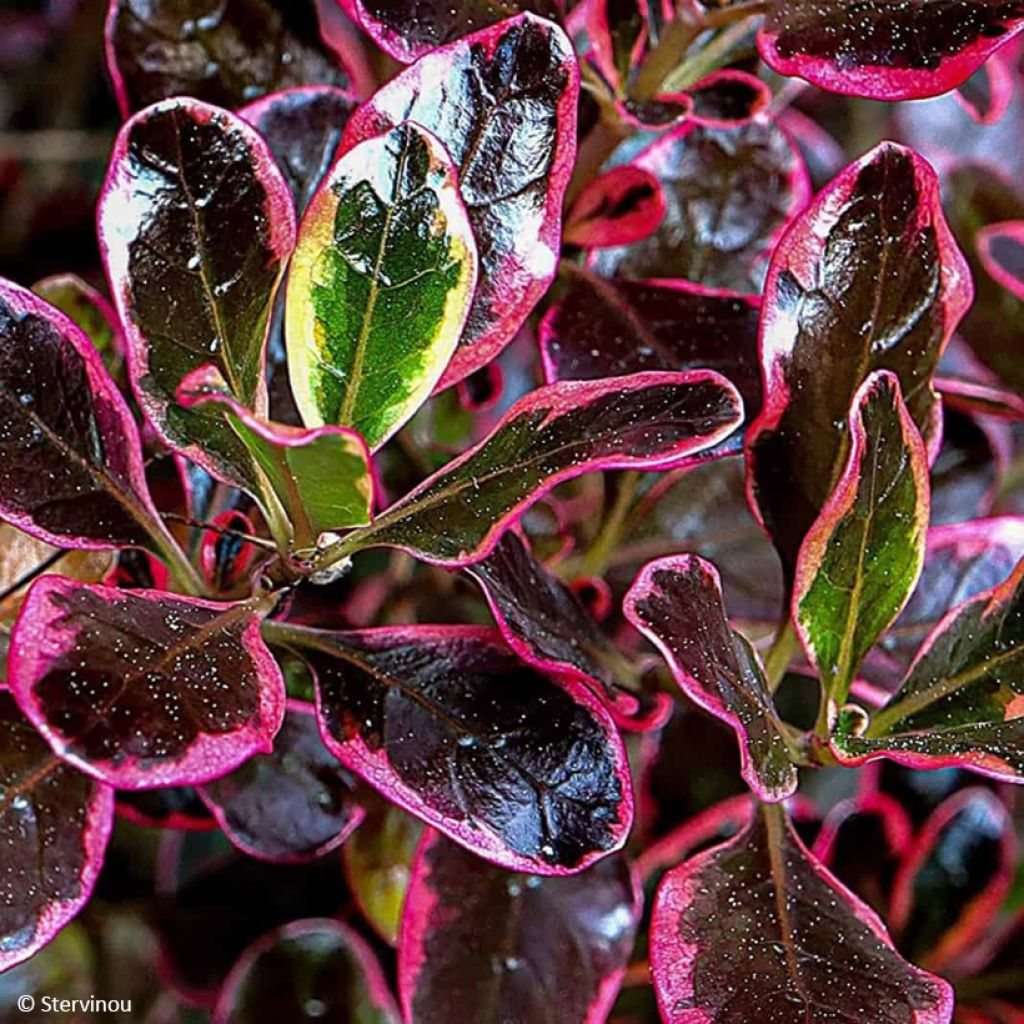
(837, 556, 1024, 781)
(214, 918, 400, 1024)
(117, 786, 216, 831)
(759, 1, 1024, 101)
(0, 277, 165, 551)
(936, 339, 1024, 422)
(624, 555, 798, 803)
(687, 70, 773, 127)
(329, 370, 743, 568)
(651, 804, 955, 1024)
(198, 700, 363, 863)
(930, 407, 1010, 526)
(0, 690, 114, 972)
(746, 143, 973, 582)
(399, 828, 640, 1024)
(978, 220, 1024, 301)
(890, 789, 1015, 970)
(539, 268, 760, 455)
(586, 0, 673, 95)
(955, 53, 1015, 125)
(350, 0, 566, 62)
(564, 166, 665, 249)
(589, 117, 810, 292)
(268, 622, 634, 874)
(199, 510, 258, 594)
(8, 578, 286, 789)
(341, 14, 578, 387)
(105, 0, 355, 116)
(31, 273, 123, 377)
(794, 372, 931, 706)
(98, 97, 296, 491)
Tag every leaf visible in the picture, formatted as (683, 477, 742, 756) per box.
(759, 1, 1024, 101)
(835, 554, 1024, 782)
(0, 691, 114, 972)
(214, 918, 400, 1024)
(198, 701, 363, 863)
(399, 829, 640, 1024)
(746, 143, 973, 583)
(624, 555, 798, 802)
(794, 372, 930, 706)
(930, 408, 1008, 526)
(106, 0, 355, 115)
(587, 0, 670, 95)
(178, 367, 374, 542)
(98, 97, 296, 490)
(589, 117, 809, 292)
(328, 370, 743, 567)
(539, 268, 761, 455)
(32, 273, 122, 376)
(270, 623, 634, 874)
(0, 278, 167, 551)
(117, 787, 216, 831)
(978, 220, 1024, 301)
(651, 805, 955, 1024)
(350, 0, 565, 62)
(343, 801, 423, 945)
(688, 70, 772, 127)
(342, 13, 579, 387)
(935, 339, 1024, 422)
(285, 122, 478, 449)
(890, 789, 1015, 970)
(564, 166, 665, 248)
(8, 578, 286, 789)
(955, 53, 1015, 125)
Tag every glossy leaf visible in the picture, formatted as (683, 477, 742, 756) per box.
(285, 122, 477, 448)
(329, 370, 742, 567)
(759, 1, 1024, 101)
(271, 623, 633, 874)
(795, 372, 930, 705)
(8, 578, 286, 789)
(978, 220, 1024, 301)
(563, 166, 665, 248)
(746, 143, 973, 581)
(0, 278, 165, 551)
(651, 805, 954, 1024)
(399, 829, 640, 1024)
(539, 269, 761, 454)
(199, 701, 363, 863)
(99, 97, 296, 490)
(836, 555, 1024, 781)
(105, 0, 355, 115)
(0, 691, 114, 972)
(342, 14, 579, 387)
(589, 118, 809, 292)
(625, 555, 798, 802)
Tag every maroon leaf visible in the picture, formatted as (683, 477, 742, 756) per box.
(746, 143, 973, 582)
(651, 805, 955, 1023)
(0, 278, 166, 551)
(955, 52, 1015, 125)
(0, 691, 114, 972)
(589, 117, 809, 292)
(759, 1, 1024, 101)
(936, 339, 1024, 422)
(98, 97, 295, 491)
(930, 408, 1009, 526)
(198, 700, 363, 863)
(269, 622, 633, 874)
(890, 789, 1015, 970)
(687, 70, 772, 127)
(342, 14, 578, 387)
(978, 220, 1024, 301)
(563, 166, 665, 248)
(8, 578, 286, 789)
(399, 829, 640, 1024)
(105, 0, 356, 116)
(625, 555, 798, 802)
(539, 268, 761, 454)
(214, 918, 400, 1024)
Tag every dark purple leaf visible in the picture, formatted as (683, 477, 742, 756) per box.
(955, 52, 1015, 125)
(106, 0, 356, 115)
(214, 918, 400, 1024)
(687, 70, 772, 126)
(199, 700, 363, 863)
(341, 14, 579, 387)
(117, 787, 216, 831)
(564, 166, 665, 249)
(0, 691, 114, 972)
(936, 338, 1024, 422)
(746, 143, 973, 583)
(929, 408, 1009, 526)
(399, 829, 640, 1024)
(8, 578, 286, 789)
(589, 117, 809, 292)
(978, 219, 1024, 301)
(269, 622, 634, 874)
(651, 805, 954, 1023)
(759, 1, 1024, 101)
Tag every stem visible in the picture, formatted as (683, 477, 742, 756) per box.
(630, 14, 702, 101)
(763, 620, 799, 694)
(564, 116, 631, 208)
(701, 0, 771, 29)
(581, 471, 641, 576)
(661, 19, 760, 92)
(145, 518, 206, 597)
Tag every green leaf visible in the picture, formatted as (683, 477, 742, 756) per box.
(794, 371, 930, 706)
(286, 122, 478, 450)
